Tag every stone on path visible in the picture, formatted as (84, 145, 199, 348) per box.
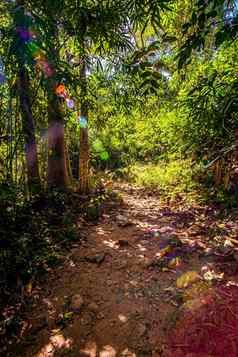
(71, 294, 84, 312)
(88, 302, 99, 313)
(117, 239, 130, 248)
(86, 253, 106, 264)
(99, 345, 116, 357)
(116, 215, 133, 227)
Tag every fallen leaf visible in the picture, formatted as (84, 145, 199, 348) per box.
(26, 281, 32, 295)
(157, 245, 172, 258)
(176, 271, 200, 289)
(63, 312, 74, 320)
(168, 257, 182, 269)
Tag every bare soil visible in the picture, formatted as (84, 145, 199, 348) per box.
(10, 184, 238, 357)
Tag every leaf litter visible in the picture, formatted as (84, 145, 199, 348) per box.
(4, 183, 238, 357)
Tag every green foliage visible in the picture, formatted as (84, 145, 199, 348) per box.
(0, 189, 80, 301)
(177, 0, 238, 68)
(1, 1, 238, 345)
(129, 160, 199, 196)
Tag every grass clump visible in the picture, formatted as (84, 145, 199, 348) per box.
(130, 160, 200, 198)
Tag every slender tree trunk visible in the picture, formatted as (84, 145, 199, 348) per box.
(79, 57, 89, 193)
(18, 67, 40, 187)
(47, 91, 69, 187)
(47, 23, 69, 188)
(15, 0, 40, 188)
(65, 133, 73, 184)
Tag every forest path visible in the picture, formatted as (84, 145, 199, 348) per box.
(15, 184, 238, 357)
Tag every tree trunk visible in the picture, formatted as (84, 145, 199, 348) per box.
(79, 58, 89, 193)
(18, 67, 40, 187)
(47, 91, 69, 188)
(46, 21, 69, 189)
(65, 134, 73, 184)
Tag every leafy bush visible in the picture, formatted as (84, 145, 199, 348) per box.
(130, 160, 200, 197)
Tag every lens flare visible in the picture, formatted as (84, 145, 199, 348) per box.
(16, 13, 80, 117)
(66, 98, 74, 109)
(17, 27, 32, 42)
(80, 116, 87, 128)
(56, 84, 67, 97)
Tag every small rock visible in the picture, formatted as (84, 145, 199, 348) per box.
(81, 341, 97, 357)
(117, 239, 130, 248)
(99, 345, 116, 357)
(118, 314, 128, 323)
(88, 302, 99, 312)
(97, 312, 105, 320)
(71, 294, 84, 312)
(224, 239, 234, 248)
(121, 348, 136, 357)
(86, 253, 106, 264)
(117, 215, 133, 227)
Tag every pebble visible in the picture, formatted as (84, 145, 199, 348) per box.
(121, 348, 136, 357)
(88, 302, 99, 312)
(99, 345, 116, 357)
(86, 253, 106, 264)
(71, 294, 84, 312)
(107, 279, 113, 286)
(117, 239, 130, 247)
(97, 312, 105, 320)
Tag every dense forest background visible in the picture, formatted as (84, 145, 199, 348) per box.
(0, 0, 237, 194)
(0, 0, 238, 353)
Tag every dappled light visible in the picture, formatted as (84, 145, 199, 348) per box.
(80, 341, 97, 357)
(99, 345, 117, 357)
(118, 314, 128, 323)
(103, 239, 119, 250)
(80, 342, 118, 357)
(167, 284, 238, 356)
(37, 332, 73, 357)
(136, 244, 147, 252)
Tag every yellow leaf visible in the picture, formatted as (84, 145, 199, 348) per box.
(26, 281, 32, 294)
(183, 281, 210, 301)
(176, 271, 200, 289)
(64, 312, 74, 320)
(168, 257, 182, 269)
(158, 245, 172, 258)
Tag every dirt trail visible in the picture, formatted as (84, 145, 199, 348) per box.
(12, 185, 238, 356)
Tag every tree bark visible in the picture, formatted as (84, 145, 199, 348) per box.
(47, 91, 69, 188)
(46, 21, 69, 188)
(18, 67, 40, 187)
(79, 57, 89, 193)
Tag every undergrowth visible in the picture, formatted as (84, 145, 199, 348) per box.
(0, 183, 110, 344)
(130, 160, 199, 198)
(128, 159, 238, 207)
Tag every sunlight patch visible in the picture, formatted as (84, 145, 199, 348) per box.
(37, 333, 73, 357)
(99, 345, 116, 357)
(118, 314, 128, 323)
(103, 239, 118, 249)
(80, 341, 97, 357)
